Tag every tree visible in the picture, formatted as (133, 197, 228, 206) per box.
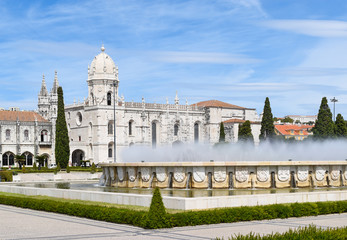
(55, 87, 70, 168)
(335, 113, 347, 138)
(35, 155, 46, 170)
(14, 155, 26, 169)
(312, 97, 335, 139)
(145, 187, 170, 229)
(219, 122, 226, 143)
(282, 117, 294, 123)
(238, 120, 254, 143)
(259, 97, 275, 141)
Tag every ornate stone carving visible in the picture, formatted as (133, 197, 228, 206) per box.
(156, 167, 167, 182)
(214, 167, 227, 182)
(109, 167, 115, 181)
(257, 166, 269, 182)
(127, 167, 136, 182)
(297, 166, 308, 182)
(117, 167, 124, 181)
(235, 167, 249, 183)
(330, 166, 340, 181)
(315, 166, 326, 181)
(193, 167, 206, 183)
(174, 167, 185, 182)
(277, 166, 290, 182)
(141, 167, 151, 182)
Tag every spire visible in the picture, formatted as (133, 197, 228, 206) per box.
(51, 70, 59, 94)
(101, 44, 105, 52)
(175, 91, 179, 105)
(40, 74, 48, 96)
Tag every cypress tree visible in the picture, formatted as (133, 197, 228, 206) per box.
(145, 187, 170, 229)
(312, 97, 335, 139)
(55, 87, 70, 168)
(219, 122, 226, 143)
(335, 113, 347, 138)
(259, 97, 275, 141)
(238, 120, 254, 143)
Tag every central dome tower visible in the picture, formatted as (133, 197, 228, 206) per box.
(87, 45, 119, 106)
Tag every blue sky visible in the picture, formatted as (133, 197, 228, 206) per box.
(1, 0, 347, 117)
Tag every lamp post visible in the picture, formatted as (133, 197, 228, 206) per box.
(112, 81, 117, 163)
(330, 97, 338, 122)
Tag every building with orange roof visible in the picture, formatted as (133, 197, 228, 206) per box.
(274, 124, 313, 140)
(2, 46, 262, 168)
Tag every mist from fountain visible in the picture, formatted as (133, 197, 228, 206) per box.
(121, 139, 347, 163)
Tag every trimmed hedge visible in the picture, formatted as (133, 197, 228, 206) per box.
(217, 225, 347, 240)
(0, 171, 13, 182)
(0, 191, 346, 229)
(0, 194, 147, 227)
(169, 201, 347, 227)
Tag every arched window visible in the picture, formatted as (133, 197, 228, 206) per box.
(152, 122, 157, 149)
(2, 154, 8, 166)
(174, 123, 179, 136)
(194, 122, 199, 143)
(2, 152, 15, 166)
(9, 154, 14, 165)
(41, 130, 48, 142)
(129, 121, 133, 136)
(107, 92, 112, 106)
(24, 130, 29, 141)
(108, 143, 113, 158)
(5, 129, 10, 140)
(108, 122, 113, 135)
(22, 152, 33, 166)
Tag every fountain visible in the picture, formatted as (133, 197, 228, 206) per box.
(100, 161, 347, 189)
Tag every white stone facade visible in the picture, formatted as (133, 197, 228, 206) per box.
(0, 110, 53, 167)
(65, 46, 261, 165)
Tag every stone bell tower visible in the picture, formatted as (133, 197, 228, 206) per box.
(87, 45, 119, 106)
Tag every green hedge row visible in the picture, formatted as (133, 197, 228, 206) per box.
(217, 225, 347, 240)
(0, 192, 346, 229)
(169, 201, 347, 227)
(0, 194, 148, 227)
(0, 171, 13, 182)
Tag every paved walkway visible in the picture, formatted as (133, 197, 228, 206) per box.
(0, 204, 346, 240)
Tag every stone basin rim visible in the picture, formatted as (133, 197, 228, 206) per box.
(100, 160, 347, 167)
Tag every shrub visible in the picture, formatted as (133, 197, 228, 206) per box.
(90, 163, 96, 174)
(66, 165, 70, 173)
(32, 162, 37, 170)
(144, 187, 171, 229)
(220, 225, 347, 240)
(0, 171, 13, 182)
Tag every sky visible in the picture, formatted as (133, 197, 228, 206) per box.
(1, 0, 347, 117)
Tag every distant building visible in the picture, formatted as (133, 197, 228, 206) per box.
(285, 115, 317, 124)
(0, 109, 53, 167)
(274, 124, 313, 141)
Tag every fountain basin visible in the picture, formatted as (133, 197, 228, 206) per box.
(100, 161, 347, 189)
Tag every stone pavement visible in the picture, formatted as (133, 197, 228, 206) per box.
(0, 204, 346, 240)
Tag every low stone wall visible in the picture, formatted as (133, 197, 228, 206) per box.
(12, 172, 101, 182)
(99, 161, 347, 189)
(0, 184, 346, 210)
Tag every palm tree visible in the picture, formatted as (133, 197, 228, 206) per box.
(35, 155, 46, 170)
(14, 155, 26, 169)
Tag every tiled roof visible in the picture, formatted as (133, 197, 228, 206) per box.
(224, 119, 260, 124)
(275, 124, 313, 136)
(0, 110, 48, 122)
(193, 100, 245, 109)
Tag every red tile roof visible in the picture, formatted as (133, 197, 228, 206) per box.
(193, 100, 245, 109)
(0, 110, 48, 122)
(275, 124, 313, 136)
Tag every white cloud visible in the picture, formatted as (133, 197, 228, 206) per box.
(153, 51, 260, 64)
(261, 19, 347, 38)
